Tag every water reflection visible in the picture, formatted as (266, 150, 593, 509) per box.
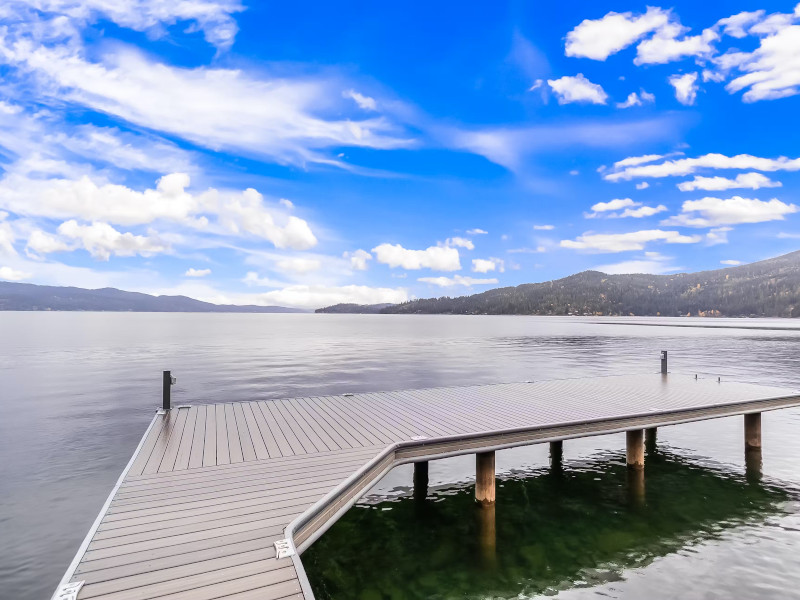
(303, 449, 792, 600)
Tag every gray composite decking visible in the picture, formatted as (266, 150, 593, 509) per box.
(54, 372, 800, 600)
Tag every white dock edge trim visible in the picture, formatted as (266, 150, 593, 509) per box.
(50, 412, 162, 600)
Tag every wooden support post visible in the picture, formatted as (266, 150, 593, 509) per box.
(627, 467, 646, 508)
(549, 440, 563, 471)
(477, 501, 497, 568)
(162, 370, 172, 411)
(744, 412, 761, 451)
(475, 451, 495, 506)
(413, 461, 428, 501)
(660, 350, 668, 374)
(626, 430, 644, 470)
(645, 427, 657, 453)
(745, 447, 762, 483)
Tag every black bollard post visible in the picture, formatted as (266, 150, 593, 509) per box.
(660, 350, 668, 374)
(163, 370, 173, 411)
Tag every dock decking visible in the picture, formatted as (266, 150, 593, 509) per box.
(54, 372, 800, 600)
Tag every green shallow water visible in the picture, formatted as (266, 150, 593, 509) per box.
(303, 448, 795, 600)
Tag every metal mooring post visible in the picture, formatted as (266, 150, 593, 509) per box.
(163, 370, 176, 411)
(660, 350, 668, 374)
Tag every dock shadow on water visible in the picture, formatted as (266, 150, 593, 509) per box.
(303, 449, 793, 600)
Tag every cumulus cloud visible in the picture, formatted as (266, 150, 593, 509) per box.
(716, 11, 766, 38)
(706, 227, 731, 246)
(25, 229, 73, 257)
(614, 154, 665, 168)
(471, 258, 504, 273)
(604, 153, 800, 181)
(343, 249, 372, 271)
(371, 243, 461, 271)
(595, 252, 682, 274)
(547, 74, 608, 105)
(565, 8, 670, 60)
(560, 229, 702, 253)
(616, 90, 655, 108)
(418, 275, 499, 288)
(508, 246, 546, 254)
(57, 220, 170, 261)
(677, 173, 782, 191)
(185, 268, 211, 277)
(636, 182, 650, 190)
(720, 259, 742, 265)
(466, 228, 488, 235)
(590, 198, 637, 212)
(444, 237, 475, 250)
(661, 196, 799, 227)
(636, 25, 719, 65)
(587, 199, 666, 219)
(533, 224, 554, 230)
(0, 173, 318, 250)
(669, 72, 699, 105)
(0, 266, 31, 281)
(0, 220, 16, 255)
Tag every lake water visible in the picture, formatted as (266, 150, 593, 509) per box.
(2, 313, 800, 600)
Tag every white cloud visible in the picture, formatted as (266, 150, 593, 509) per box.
(590, 198, 637, 212)
(616, 90, 655, 108)
(605, 153, 800, 181)
(669, 72, 699, 105)
(466, 228, 488, 235)
(56, 220, 169, 261)
(0, 173, 318, 250)
(185, 268, 211, 277)
(275, 257, 322, 274)
(720, 259, 742, 265)
(716, 11, 765, 38)
(444, 237, 474, 250)
(0, 265, 31, 281)
(0, 220, 16, 255)
(725, 23, 800, 102)
(587, 199, 666, 219)
(472, 258, 504, 273)
(25, 229, 73, 257)
(636, 25, 719, 65)
(343, 249, 372, 271)
(418, 275, 499, 288)
(620, 205, 668, 218)
(372, 243, 461, 271)
(662, 196, 799, 227)
(533, 224, 554, 230)
(0, 42, 411, 167)
(565, 8, 670, 60)
(707, 227, 732, 245)
(547, 74, 608, 105)
(343, 89, 377, 111)
(254, 284, 408, 310)
(614, 154, 665, 168)
(636, 182, 650, 190)
(677, 172, 782, 191)
(561, 229, 702, 253)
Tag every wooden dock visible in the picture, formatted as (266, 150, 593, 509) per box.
(53, 368, 800, 600)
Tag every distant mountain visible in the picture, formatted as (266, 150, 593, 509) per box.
(318, 250, 800, 318)
(316, 303, 395, 314)
(0, 281, 306, 313)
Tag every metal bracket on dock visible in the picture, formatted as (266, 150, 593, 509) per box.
(55, 581, 84, 600)
(274, 539, 295, 559)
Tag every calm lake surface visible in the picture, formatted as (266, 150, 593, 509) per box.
(2, 313, 800, 600)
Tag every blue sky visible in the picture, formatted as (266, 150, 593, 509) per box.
(1, 1, 799, 308)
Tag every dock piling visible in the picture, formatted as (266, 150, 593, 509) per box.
(645, 427, 657, 453)
(626, 430, 645, 470)
(475, 451, 496, 506)
(549, 440, 563, 471)
(413, 461, 428, 501)
(661, 350, 668, 374)
(744, 412, 761, 451)
(162, 370, 173, 411)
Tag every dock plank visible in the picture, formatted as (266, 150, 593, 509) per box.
(56, 373, 800, 600)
